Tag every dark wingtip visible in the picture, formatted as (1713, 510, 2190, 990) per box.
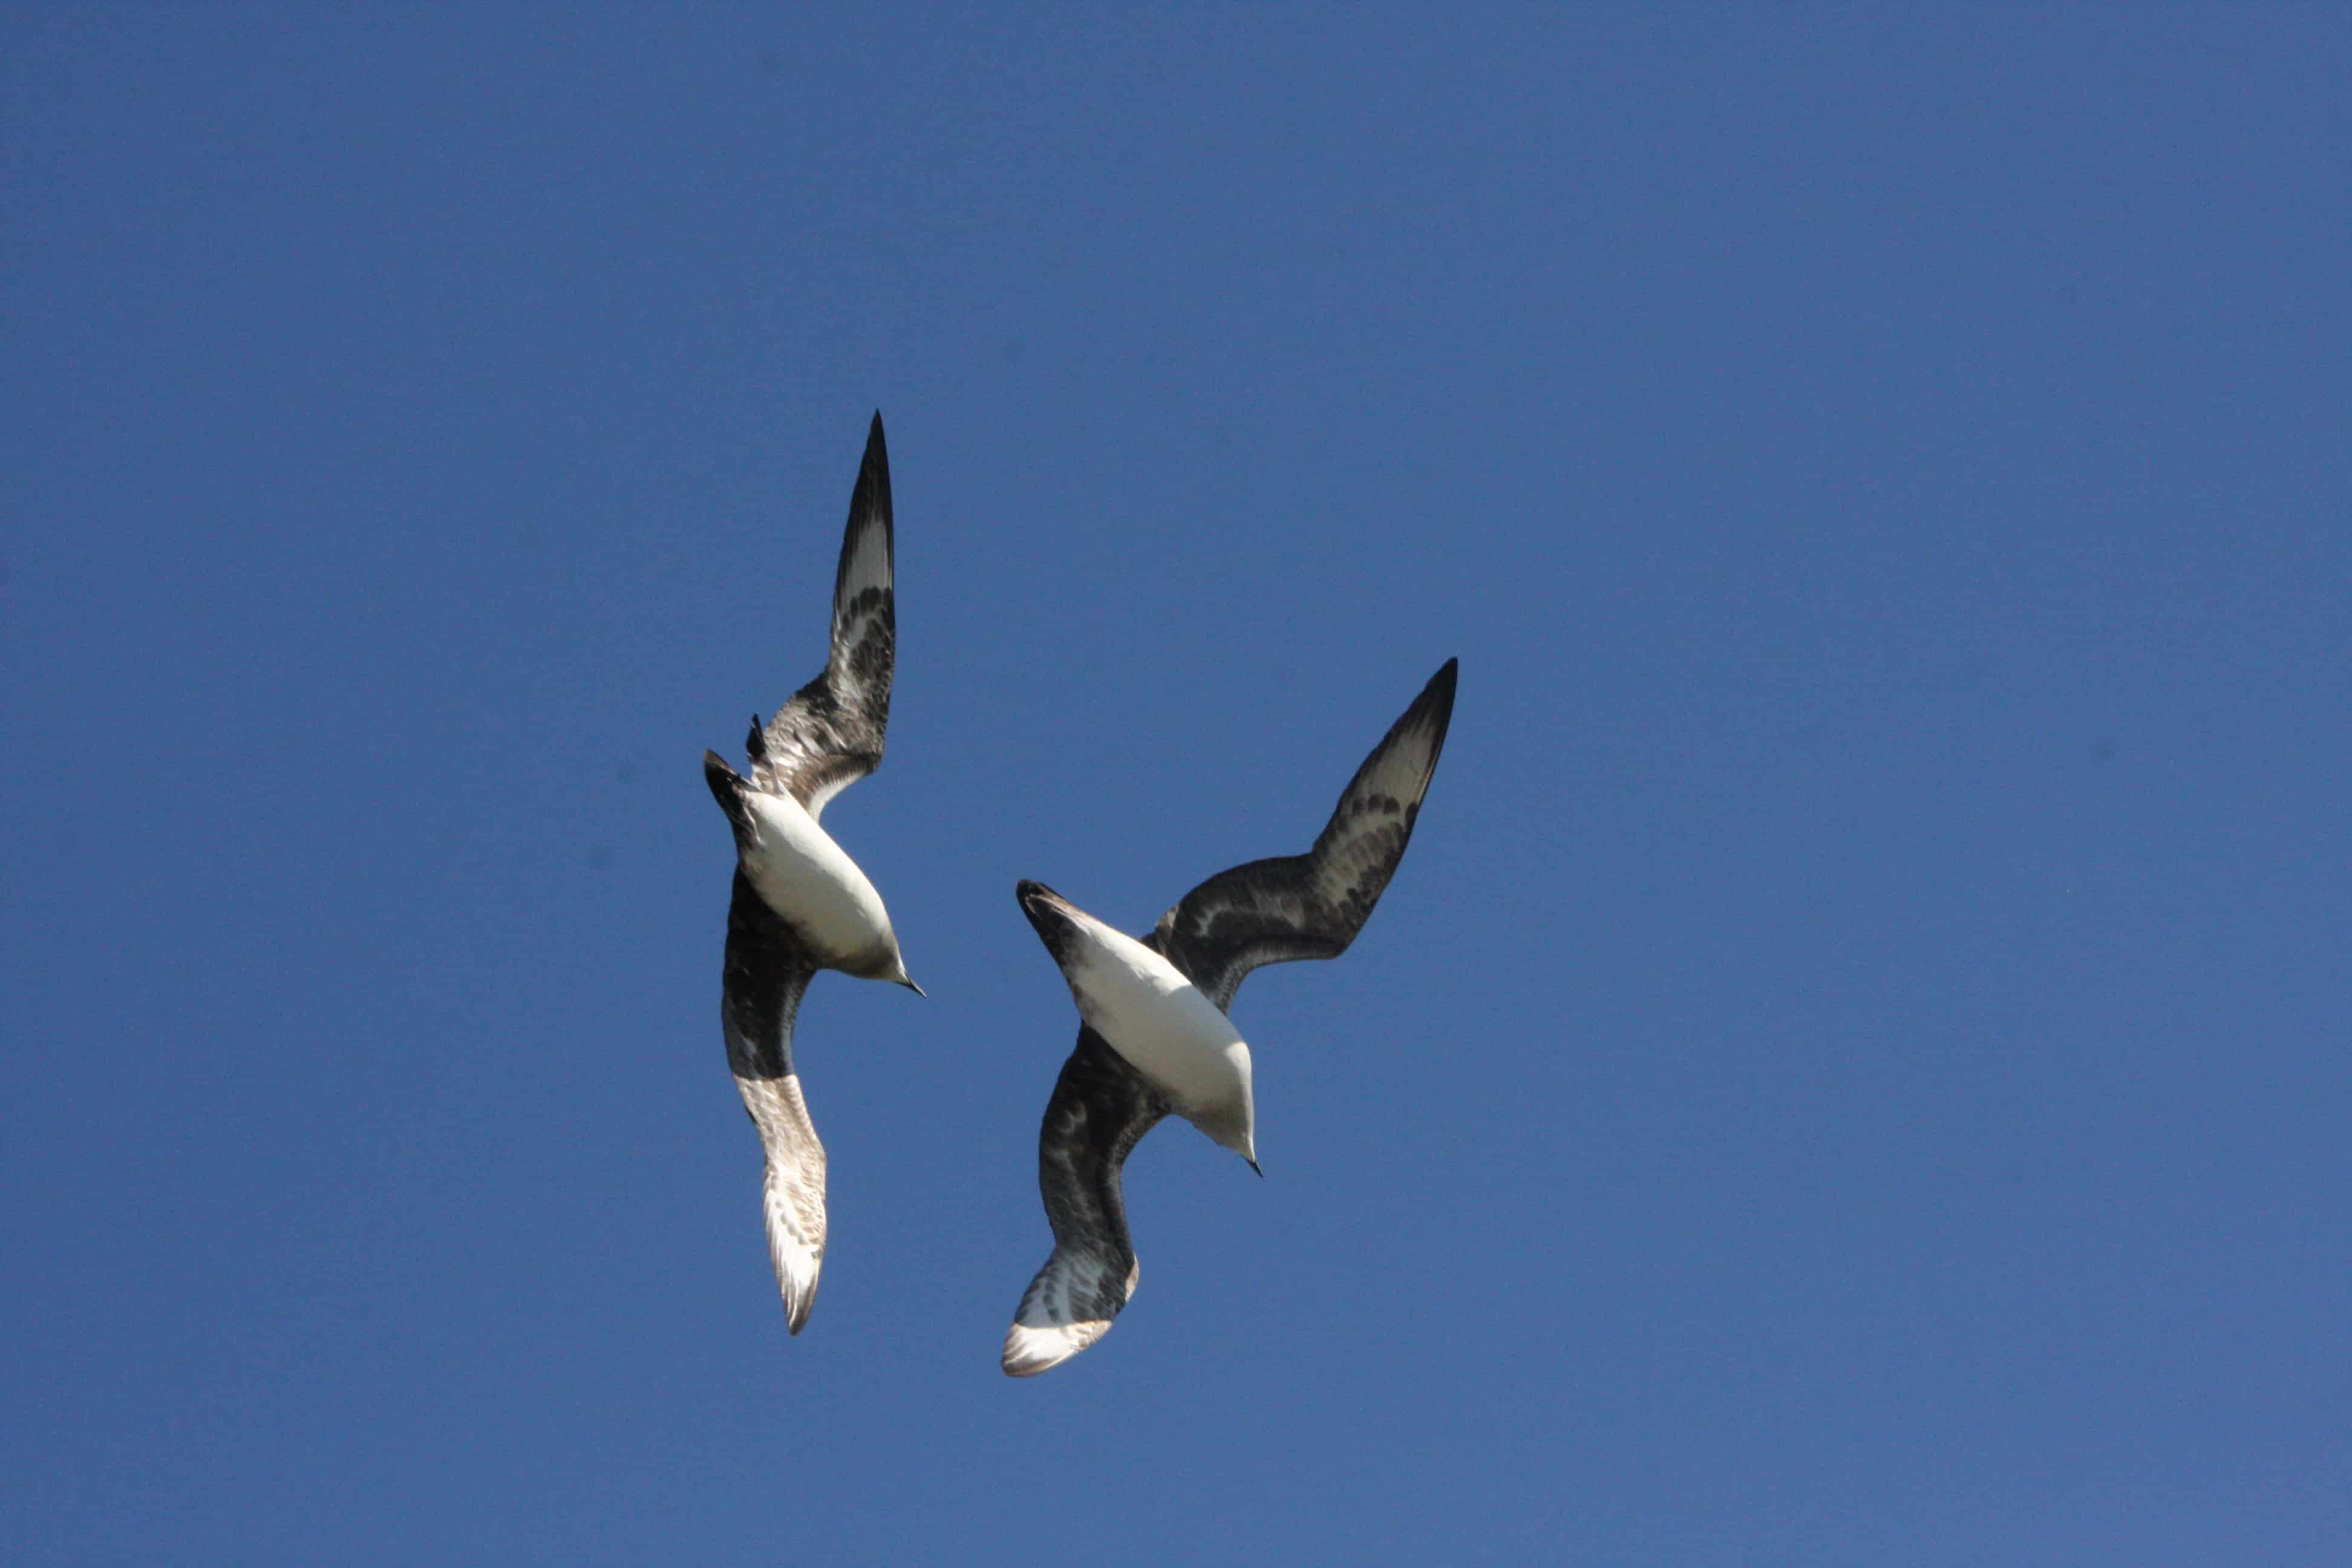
(1425, 657, 1460, 708)
(1247, 1158, 1264, 1178)
(828, 410, 896, 621)
(841, 410, 893, 571)
(901, 978, 927, 998)
(1412, 657, 1460, 761)
(745, 715, 767, 759)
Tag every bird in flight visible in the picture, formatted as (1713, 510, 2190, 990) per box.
(1002, 659, 1459, 1376)
(702, 412, 921, 1334)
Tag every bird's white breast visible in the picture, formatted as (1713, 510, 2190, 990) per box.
(1060, 915, 1253, 1117)
(739, 788, 897, 964)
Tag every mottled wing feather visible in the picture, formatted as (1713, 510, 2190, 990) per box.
(722, 870, 815, 1082)
(720, 869, 828, 1333)
(1155, 659, 1458, 1011)
(753, 413, 897, 820)
(1002, 1030, 1171, 1377)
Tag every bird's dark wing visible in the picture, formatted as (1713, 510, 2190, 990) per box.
(1152, 659, 1458, 1011)
(720, 869, 826, 1333)
(1001, 1030, 1172, 1376)
(751, 412, 897, 820)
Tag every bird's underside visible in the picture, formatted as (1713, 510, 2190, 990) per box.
(1004, 658, 1459, 1376)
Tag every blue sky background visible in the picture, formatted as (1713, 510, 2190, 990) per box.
(5, 7, 2349, 1564)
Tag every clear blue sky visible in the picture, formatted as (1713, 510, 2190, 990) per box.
(5, 7, 2348, 1564)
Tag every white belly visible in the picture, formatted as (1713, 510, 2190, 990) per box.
(1063, 919, 1253, 1117)
(739, 788, 898, 966)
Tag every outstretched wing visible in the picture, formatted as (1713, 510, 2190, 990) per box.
(751, 412, 897, 820)
(1153, 659, 1458, 1011)
(720, 869, 827, 1333)
(1002, 1030, 1171, 1377)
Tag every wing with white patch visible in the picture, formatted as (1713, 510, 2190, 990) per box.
(720, 869, 828, 1333)
(1153, 659, 1458, 1011)
(1002, 1030, 1169, 1377)
(750, 412, 897, 820)
(737, 1072, 826, 1336)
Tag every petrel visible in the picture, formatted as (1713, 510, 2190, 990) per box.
(1002, 659, 1459, 1376)
(702, 412, 921, 1334)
